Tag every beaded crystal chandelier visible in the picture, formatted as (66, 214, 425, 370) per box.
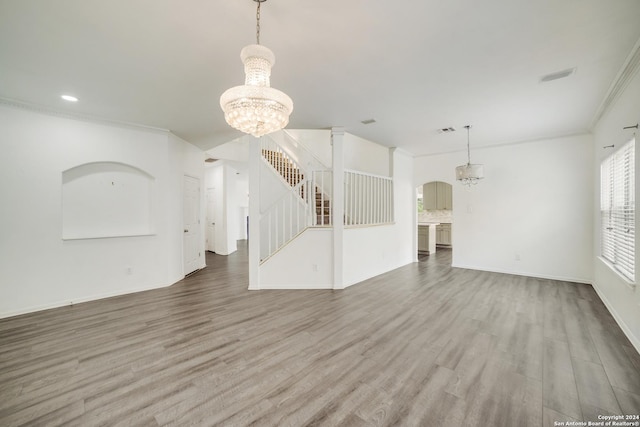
(455, 125, 484, 186)
(220, 0, 293, 138)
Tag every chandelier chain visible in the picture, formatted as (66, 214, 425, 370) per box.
(256, 0, 261, 44)
(465, 125, 471, 164)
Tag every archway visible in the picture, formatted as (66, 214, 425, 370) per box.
(416, 181, 453, 264)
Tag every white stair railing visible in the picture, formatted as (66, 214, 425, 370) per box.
(310, 170, 332, 227)
(258, 133, 395, 261)
(260, 179, 311, 261)
(259, 133, 334, 261)
(271, 130, 330, 173)
(344, 169, 394, 226)
(260, 137, 305, 189)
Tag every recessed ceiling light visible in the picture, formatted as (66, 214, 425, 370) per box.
(61, 95, 78, 102)
(540, 68, 575, 83)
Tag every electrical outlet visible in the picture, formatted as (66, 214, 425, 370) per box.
(514, 253, 521, 261)
(126, 267, 133, 275)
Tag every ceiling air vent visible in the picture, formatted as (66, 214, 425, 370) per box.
(540, 67, 575, 83)
(438, 127, 456, 134)
(361, 119, 376, 125)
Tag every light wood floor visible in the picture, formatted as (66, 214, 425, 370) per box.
(1, 244, 639, 426)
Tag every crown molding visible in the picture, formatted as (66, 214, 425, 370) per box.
(0, 97, 169, 134)
(590, 36, 640, 129)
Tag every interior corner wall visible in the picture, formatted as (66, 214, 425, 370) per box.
(343, 149, 415, 287)
(236, 171, 249, 240)
(592, 66, 640, 352)
(414, 134, 594, 283)
(169, 132, 206, 276)
(224, 164, 239, 254)
(205, 161, 239, 256)
(0, 104, 204, 318)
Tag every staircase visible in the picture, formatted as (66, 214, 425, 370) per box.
(262, 149, 331, 226)
(315, 191, 331, 225)
(261, 149, 303, 188)
(257, 131, 393, 265)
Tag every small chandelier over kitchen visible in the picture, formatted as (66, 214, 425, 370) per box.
(455, 125, 484, 186)
(220, 0, 293, 138)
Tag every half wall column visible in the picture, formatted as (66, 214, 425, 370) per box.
(332, 127, 345, 289)
(248, 135, 261, 290)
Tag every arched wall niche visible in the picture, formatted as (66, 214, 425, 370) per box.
(62, 161, 156, 240)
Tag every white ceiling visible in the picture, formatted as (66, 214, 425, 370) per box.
(1, 0, 639, 156)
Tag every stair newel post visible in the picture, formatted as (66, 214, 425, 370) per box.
(248, 135, 261, 290)
(331, 127, 345, 290)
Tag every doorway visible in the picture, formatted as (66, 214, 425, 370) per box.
(206, 187, 216, 253)
(417, 181, 453, 260)
(183, 175, 201, 276)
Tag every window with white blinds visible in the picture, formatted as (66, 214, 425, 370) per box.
(601, 138, 635, 282)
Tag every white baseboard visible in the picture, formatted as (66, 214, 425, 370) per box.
(591, 281, 640, 355)
(451, 263, 591, 284)
(0, 281, 177, 320)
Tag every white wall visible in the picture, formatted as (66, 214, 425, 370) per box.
(260, 229, 333, 288)
(206, 137, 249, 163)
(205, 161, 242, 255)
(592, 66, 640, 351)
(236, 171, 249, 240)
(344, 133, 390, 176)
(414, 134, 594, 283)
(343, 149, 415, 286)
(168, 132, 207, 282)
(0, 104, 205, 318)
(284, 129, 390, 176)
(286, 129, 332, 168)
(224, 165, 239, 253)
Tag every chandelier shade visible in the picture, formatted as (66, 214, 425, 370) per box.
(456, 125, 484, 187)
(219, 2, 293, 138)
(455, 163, 484, 184)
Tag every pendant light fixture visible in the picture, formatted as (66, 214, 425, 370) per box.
(455, 125, 484, 186)
(220, 0, 293, 138)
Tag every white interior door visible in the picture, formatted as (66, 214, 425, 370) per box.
(183, 175, 200, 275)
(206, 187, 216, 252)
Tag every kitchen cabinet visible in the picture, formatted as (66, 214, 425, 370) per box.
(418, 223, 438, 254)
(418, 226, 429, 252)
(436, 223, 452, 246)
(423, 181, 452, 210)
(423, 182, 437, 210)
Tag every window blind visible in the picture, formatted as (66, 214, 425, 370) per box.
(601, 138, 635, 282)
